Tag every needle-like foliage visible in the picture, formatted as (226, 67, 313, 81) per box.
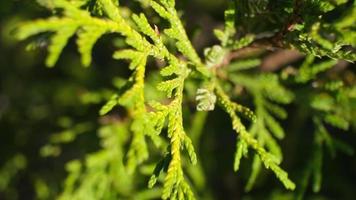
(11, 0, 355, 199)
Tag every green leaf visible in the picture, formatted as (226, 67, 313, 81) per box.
(77, 25, 107, 67)
(99, 94, 119, 116)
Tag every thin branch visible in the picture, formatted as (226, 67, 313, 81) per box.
(216, 0, 304, 69)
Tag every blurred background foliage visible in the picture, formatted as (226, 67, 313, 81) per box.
(0, 0, 355, 199)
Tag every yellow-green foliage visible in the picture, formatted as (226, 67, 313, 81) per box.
(229, 72, 294, 191)
(14, 0, 356, 199)
(215, 84, 295, 190)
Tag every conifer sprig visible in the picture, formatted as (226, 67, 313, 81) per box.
(14, 0, 356, 199)
(228, 71, 294, 191)
(215, 84, 295, 190)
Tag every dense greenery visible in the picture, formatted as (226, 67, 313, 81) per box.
(0, 0, 355, 199)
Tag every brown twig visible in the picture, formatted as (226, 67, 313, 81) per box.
(215, 0, 304, 69)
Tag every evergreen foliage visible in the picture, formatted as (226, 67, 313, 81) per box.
(1, 0, 355, 199)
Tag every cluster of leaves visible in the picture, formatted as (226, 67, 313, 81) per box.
(290, 55, 356, 199)
(288, 0, 356, 61)
(229, 71, 294, 191)
(219, 53, 356, 198)
(234, 0, 355, 60)
(17, 0, 205, 199)
(10, 0, 356, 199)
(207, 0, 356, 197)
